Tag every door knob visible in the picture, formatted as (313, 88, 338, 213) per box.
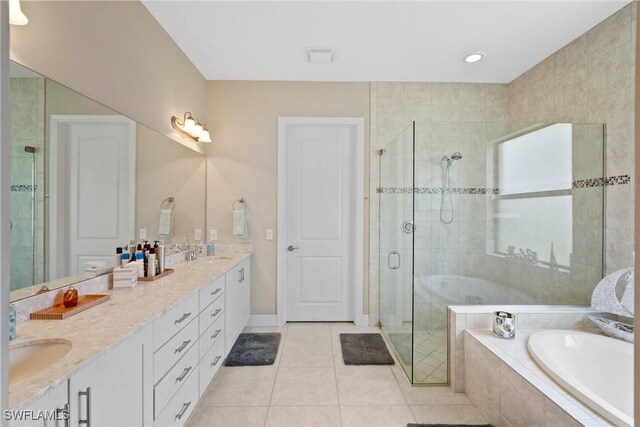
(287, 245, 299, 252)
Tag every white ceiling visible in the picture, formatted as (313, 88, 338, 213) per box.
(143, 1, 631, 83)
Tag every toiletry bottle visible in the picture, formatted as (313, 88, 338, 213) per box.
(115, 247, 123, 267)
(148, 248, 157, 278)
(155, 241, 165, 274)
(135, 252, 145, 278)
(122, 247, 130, 264)
(128, 241, 137, 258)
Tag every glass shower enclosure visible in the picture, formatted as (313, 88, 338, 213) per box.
(378, 121, 605, 385)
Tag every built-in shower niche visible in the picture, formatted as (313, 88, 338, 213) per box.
(486, 123, 605, 306)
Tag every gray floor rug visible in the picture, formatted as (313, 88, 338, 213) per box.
(340, 333, 395, 365)
(408, 424, 493, 427)
(225, 332, 281, 366)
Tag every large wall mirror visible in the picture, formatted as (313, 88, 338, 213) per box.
(9, 61, 206, 302)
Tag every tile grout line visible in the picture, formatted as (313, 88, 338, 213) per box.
(330, 326, 344, 427)
(264, 324, 288, 426)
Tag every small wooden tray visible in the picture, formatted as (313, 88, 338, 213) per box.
(30, 294, 110, 320)
(139, 268, 174, 282)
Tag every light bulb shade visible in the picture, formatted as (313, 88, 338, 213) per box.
(183, 117, 196, 133)
(199, 131, 212, 143)
(193, 124, 204, 137)
(10, 0, 28, 25)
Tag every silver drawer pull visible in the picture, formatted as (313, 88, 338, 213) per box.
(174, 312, 192, 325)
(211, 329, 222, 340)
(211, 308, 222, 318)
(175, 401, 192, 420)
(211, 288, 222, 296)
(211, 355, 222, 367)
(175, 366, 192, 383)
(175, 340, 191, 353)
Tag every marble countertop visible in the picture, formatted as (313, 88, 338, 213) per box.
(10, 252, 251, 409)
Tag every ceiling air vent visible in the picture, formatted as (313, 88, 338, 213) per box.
(307, 47, 334, 64)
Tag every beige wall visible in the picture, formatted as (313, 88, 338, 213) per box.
(136, 125, 206, 244)
(205, 81, 370, 316)
(10, 1, 207, 152)
(508, 3, 636, 274)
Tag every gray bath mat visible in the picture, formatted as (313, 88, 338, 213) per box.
(225, 333, 281, 366)
(340, 333, 395, 365)
(408, 424, 493, 427)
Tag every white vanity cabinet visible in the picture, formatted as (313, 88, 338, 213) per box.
(225, 258, 250, 353)
(68, 323, 153, 427)
(10, 380, 69, 427)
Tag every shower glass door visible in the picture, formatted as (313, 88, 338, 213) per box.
(379, 122, 415, 380)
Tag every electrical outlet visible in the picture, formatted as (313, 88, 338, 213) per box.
(139, 228, 147, 240)
(266, 229, 274, 241)
(210, 229, 218, 241)
(194, 229, 202, 241)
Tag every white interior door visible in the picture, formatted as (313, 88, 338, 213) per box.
(50, 115, 136, 278)
(284, 121, 358, 321)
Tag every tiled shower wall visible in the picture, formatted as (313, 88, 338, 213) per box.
(508, 2, 636, 273)
(370, 2, 636, 325)
(10, 77, 45, 290)
(371, 82, 510, 327)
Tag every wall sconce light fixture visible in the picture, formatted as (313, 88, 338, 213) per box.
(171, 112, 211, 143)
(10, 0, 28, 25)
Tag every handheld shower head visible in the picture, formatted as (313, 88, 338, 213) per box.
(442, 152, 463, 167)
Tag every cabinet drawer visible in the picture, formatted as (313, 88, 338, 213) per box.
(199, 276, 225, 312)
(199, 314, 224, 361)
(154, 293, 199, 351)
(199, 334, 226, 396)
(154, 318, 198, 383)
(154, 342, 199, 420)
(154, 359, 198, 427)
(199, 292, 224, 334)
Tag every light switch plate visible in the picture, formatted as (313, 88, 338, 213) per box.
(194, 229, 202, 241)
(209, 229, 217, 241)
(266, 229, 274, 240)
(139, 228, 147, 240)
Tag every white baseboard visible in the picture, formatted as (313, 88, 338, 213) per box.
(355, 314, 370, 327)
(247, 315, 279, 327)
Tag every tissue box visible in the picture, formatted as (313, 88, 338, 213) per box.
(113, 264, 138, 289)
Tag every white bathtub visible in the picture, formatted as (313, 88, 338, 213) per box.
(414, 274, 535, 305)
(528, 330, 634, 426)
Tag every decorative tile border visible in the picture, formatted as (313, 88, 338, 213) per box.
(572, 175, 630, 188)
(378, 174, 631, 195)
(11, 184, 37, 192)
(377, 187, 499, 194)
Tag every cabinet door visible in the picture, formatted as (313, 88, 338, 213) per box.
(240, 259, 251, 330)
(224, 263, 242, 353)
(69, 324, 152, 427)
(10, 380, 68, 427)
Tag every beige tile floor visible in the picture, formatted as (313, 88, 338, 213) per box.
(187, 322, 486, 427)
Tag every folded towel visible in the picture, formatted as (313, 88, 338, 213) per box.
(159, 208, 173, 235)
(233, 209, 247, 237)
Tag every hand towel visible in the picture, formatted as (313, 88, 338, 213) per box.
(159, 208, 173, 235)
(233, 209, 247, 237)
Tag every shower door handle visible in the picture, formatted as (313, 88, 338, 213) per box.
(388, 251, 400, 270)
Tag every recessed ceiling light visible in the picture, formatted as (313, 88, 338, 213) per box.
(464, 52, 485, 63)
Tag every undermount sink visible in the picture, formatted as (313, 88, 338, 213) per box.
(9, 339, 72, 386)
(214, 255, 232, 260)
